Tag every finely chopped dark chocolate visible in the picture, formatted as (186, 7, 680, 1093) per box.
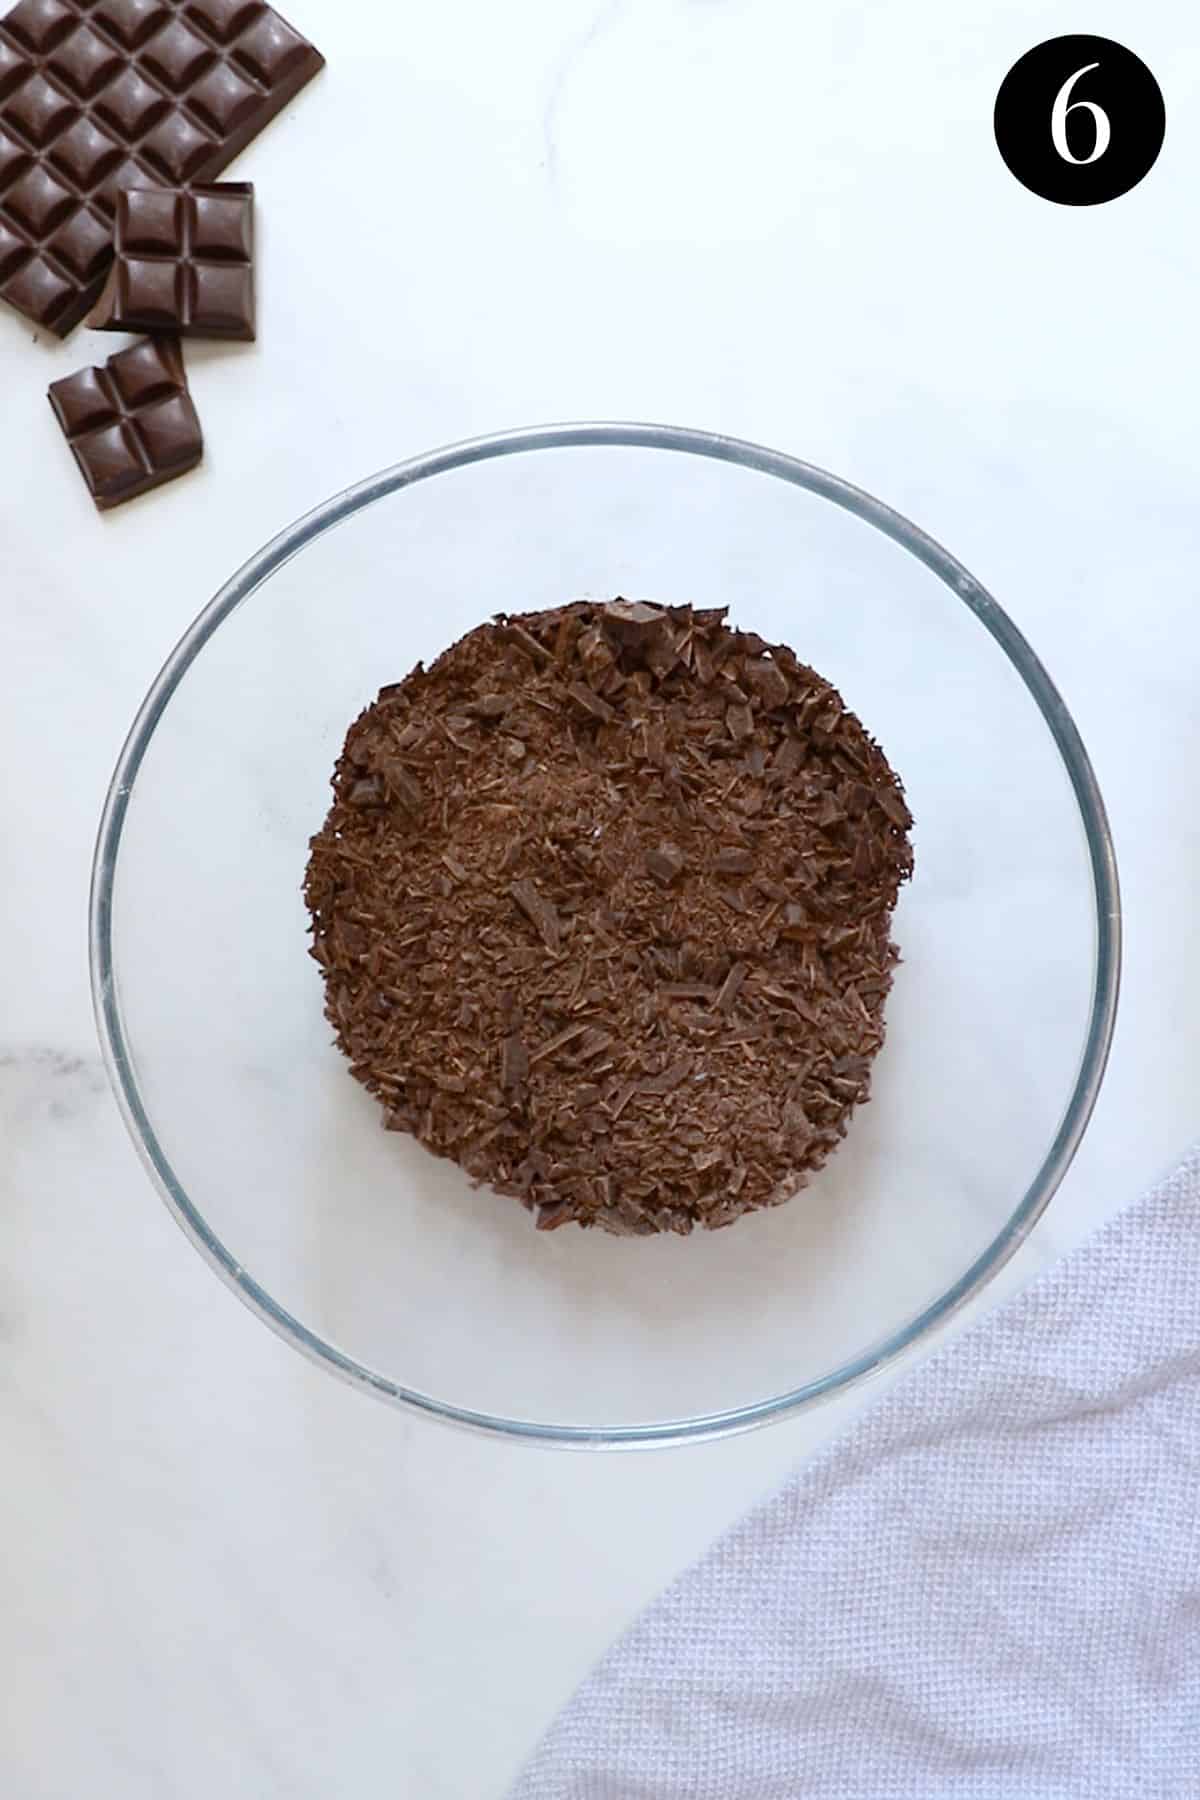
(304, 601, 914, 1237)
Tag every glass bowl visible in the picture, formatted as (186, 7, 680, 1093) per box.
(91, 424, 1120, 1447)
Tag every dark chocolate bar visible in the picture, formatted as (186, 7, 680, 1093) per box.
(48, 333, 202, 507)
(0, 0, 323, 336)
(86, 178, 253, 337)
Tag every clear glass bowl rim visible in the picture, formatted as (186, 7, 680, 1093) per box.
(89, 421, 1122, 1449)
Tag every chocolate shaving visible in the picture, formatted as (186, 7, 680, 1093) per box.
(567, 682, 616, 725)
(530, 1022, 589, 1065)
(637, 1057, 693, 1096)
(502, 620, 554, 665)
(383, 764, 425, 812)
(509, 879, 562, 953)
(305, 600, 913, 1237)
(715, 962, 748, 1014)
(875, 784, 912, 828)
(608, 1083, 638, 1121)
(500, 1036, 529, 1090)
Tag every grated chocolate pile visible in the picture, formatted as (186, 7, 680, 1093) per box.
(304, 601, 913, 1236)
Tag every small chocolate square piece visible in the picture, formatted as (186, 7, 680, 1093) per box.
(86, 176, 253, 337)
(121, 184, 183, 251)
(48, 333, 202, 508)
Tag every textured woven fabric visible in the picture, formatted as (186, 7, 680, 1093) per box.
(511, 1152, 1200, 1798)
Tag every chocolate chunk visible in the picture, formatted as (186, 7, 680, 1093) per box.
(601, 599, 669, 654)
(771, 735, 804, 778)
(726, 701, 754, 741)
(0, 0, 323, 336)
(305, 601, 913, 1238)
(468, 693, 510, 720)
(645, 841, 685, 885)
(86, 180, 255, 339)
(713, 846, 754, 875)
(744, 656, 790, 709)
(47, 333, 201, 508)
(347, 776, 383, 807)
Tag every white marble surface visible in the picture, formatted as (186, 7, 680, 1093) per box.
(2, 0, 1198, 1793)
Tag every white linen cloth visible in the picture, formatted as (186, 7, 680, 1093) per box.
(511, 1151, 1200, 1798)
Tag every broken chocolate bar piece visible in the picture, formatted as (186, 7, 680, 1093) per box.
(0, 0, 323, 335)
(48, 333, 201, 508)
(86, 179, 254, 337)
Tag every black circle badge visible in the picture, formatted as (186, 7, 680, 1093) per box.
(994, 36, 1165, 205)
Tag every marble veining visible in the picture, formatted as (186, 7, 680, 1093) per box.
(542, 0, 629, 186)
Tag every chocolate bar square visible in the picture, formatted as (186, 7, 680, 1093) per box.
(86, 175, 252, 336)
(0, 0, 321, 335)
(48, 333, 202, 507)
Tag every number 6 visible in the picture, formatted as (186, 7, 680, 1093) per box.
(1051, 63, 1111, 163)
